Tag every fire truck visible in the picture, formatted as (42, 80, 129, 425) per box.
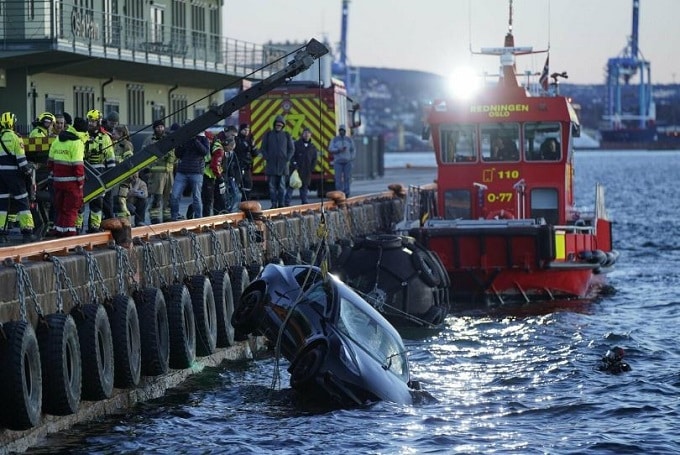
(238, 77, 361, 197)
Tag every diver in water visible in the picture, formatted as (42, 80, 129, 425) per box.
(598, 346, 631, 374)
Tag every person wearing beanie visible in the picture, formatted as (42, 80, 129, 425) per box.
(259, 115, 294, 208)
(47, 116, 89, 237)
(143, 119, 175, 223)
(234, 123, 258, 199)
(285, 127, 318, 205)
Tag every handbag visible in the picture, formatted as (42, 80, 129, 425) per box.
(289, 169, 302, 189)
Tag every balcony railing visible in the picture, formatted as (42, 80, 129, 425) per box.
(0, 1, 289, 78)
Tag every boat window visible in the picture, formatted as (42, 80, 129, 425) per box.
(524, 122, 562, 161)
(481, 124, 520, 161)
(530, 188, 559, 224)
(444, 189, 471, 219)
(440, 124, 477, 163)
(336, 296, 408, 380)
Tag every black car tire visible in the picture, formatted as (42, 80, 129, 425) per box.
(363, 234, 403, 250)
(231, 287, 265, 334)
(135, 287, 170, 376)
(165, 283, 196, 368)
(189, 275, 217, 356)
(289, 341, 328, 389)
(209, 269, 235, 347)
(71, 303, 114, 401)
(106, 294, 141, 388)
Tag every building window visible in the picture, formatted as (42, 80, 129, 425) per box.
(191, 4, 206, 58)
(171, 0, 187, 56)
(124, 0, 144, 48)
(171, 94, 188, 125)
(208, 8, 220, 60)
(150, 5, 165, 43)
(73, 86, 95, 117)
(152, 104, 166, 123)
(444, 189, 471, 220)
(127, 84, 144, 126)
(45, 97, 66, 117)
(104, 102, 120, 121)
(530, 188, 559, 224)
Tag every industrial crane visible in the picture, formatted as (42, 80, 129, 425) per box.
(601, 0, 655, 143)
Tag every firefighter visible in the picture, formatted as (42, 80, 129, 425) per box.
(111, 124, 134, 218)
(202, 131, 226, 217)
(29, 112, 56, 137)
(78, 109, 115, 232)
(47, 117, 88, 237)
(0, 112, 35, 241)
(143, 120, 176, 223)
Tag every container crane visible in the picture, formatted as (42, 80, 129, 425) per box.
(332, 0, 353, 93)
(601, 0, 656, 145)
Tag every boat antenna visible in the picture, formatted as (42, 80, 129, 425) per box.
(508, 0, 513, 35)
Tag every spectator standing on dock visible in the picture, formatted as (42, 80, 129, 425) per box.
(111, 124, 134, 218)
(29, 112, 55, 137)
(47, 117, 88, 237)
(285, 127, 318, 205)
(234, 123, 258, 199)
(222, 135, 242, 212)
(170, 132, 209, 220)
(144, 120, 175, 223)
(328, 124, 356, 197)
(0, 112, 35, 241)
(260, 115, 294, 208)
(126, 172, 148, 226)
(78, 109, 114, 232)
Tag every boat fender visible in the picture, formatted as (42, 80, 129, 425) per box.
(592, 249, 607, 265)
(105, 294, 141, 389)
(209, 269, 235, 347)
(363, 234, 403, 250)
(188, 275, 217, 357)
(164, 283, 196, 369)
(0, 320, 43, 430)
(411, 250, 442, 288)
(38, 312, 82, 415)
(134, 287, 170, 376)
(71, 303, 114, 401)
(486, 209, 515, 220)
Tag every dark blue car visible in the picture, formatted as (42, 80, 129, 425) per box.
(232, 264, 418, 406)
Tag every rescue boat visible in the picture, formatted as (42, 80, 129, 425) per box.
(397, 3, 617, 306)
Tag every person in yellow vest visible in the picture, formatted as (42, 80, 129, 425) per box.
(143, 119, 176, 223)
(77, 109, 115, 233)
(202, 131, 226, 216)
(0, 112, 35, 241)
(111, 124, 134, 218)
(29, 112, 55, 138)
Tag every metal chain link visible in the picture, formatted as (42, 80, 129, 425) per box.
(229, 226, 245, 266)
(187, 231, 209, 274)
(142, 241, 168, 288)
(167, 237, 183, 282)
(82, 251, 112, 304)
(14, 263, 32, 321)
(51, 256, 82, 310)
(208, 229, 225, 270)
(243, 219, 262, 264)
(115, 245, 139, 294)
(168, 236, 190, 279)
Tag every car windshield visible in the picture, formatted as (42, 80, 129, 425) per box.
(336, 296, 409, 381)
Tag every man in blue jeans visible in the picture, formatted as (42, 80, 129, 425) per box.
(260, 115, 294, 208)
(328, 124, 356, 197)
(170, 132, 209, 220)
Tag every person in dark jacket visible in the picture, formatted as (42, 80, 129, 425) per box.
(170, 132, 209, 220)
(234, 123, 258, 199)
(260, 115, 294, 208)
(285, 127, 318, 205)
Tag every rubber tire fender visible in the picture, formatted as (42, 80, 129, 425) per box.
(106, 294, 141, 388)
(0, 320, 42, 430)
(134, 287, 170, 376)
(231, 286, 266, 335)
(229, 265, 251, 313)
(289, 340, 328, 390)
(37, 313, 82, 415)
(363, 234, 403, 250)
(189, 275, 217, 356)
(209, 269, 235, 348)
(71, 303, 114, 400)
(411, 250, 442, 288)
(165, 283, 196, 369)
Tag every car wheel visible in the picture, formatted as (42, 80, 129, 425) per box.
(289, 341, 328, 389)
(231, 287, 265, 335)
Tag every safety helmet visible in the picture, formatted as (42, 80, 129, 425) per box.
(86, 109, 102, 121)
(38, 112, 56, 123)
(0, 112, 16, 129)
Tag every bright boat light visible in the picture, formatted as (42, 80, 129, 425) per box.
(448, 66, 481, 100)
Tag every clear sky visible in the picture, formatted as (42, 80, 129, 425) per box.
(224, 0, 680, 85)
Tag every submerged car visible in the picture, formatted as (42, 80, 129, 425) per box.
(232, 263, 419, 406)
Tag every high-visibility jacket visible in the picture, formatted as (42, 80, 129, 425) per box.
(204, 140, 224, 179)
(48, 126, 86, 186)
(0, 128, 29, 173)
(85, 128, 115, 173)
(143, 134, 176, 172)
(29, 125, 50, 138)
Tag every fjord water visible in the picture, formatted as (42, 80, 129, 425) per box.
(31, 151, 680, 454)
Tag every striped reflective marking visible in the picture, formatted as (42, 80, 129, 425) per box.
(22, 137, 54, 152)
(250, 96, 336, 177)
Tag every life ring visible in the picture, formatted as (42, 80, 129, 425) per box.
(486, 209, 515, 220)
(164, 283, 196, 369)
(134, 287, 170, 376)
(289, 340, 328, 390)
(209, 269, 235, 347)
(71, 303, 114, 401)
(188, 275, 217, 357)
(38, 313, 82, 415)
(231, 284, 266, 335)
(0, 320, 43, 430)
(411, 250, 442, 288)
(106, 294, 141, 389)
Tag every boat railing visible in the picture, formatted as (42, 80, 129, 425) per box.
(553, 224, 596, 235)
